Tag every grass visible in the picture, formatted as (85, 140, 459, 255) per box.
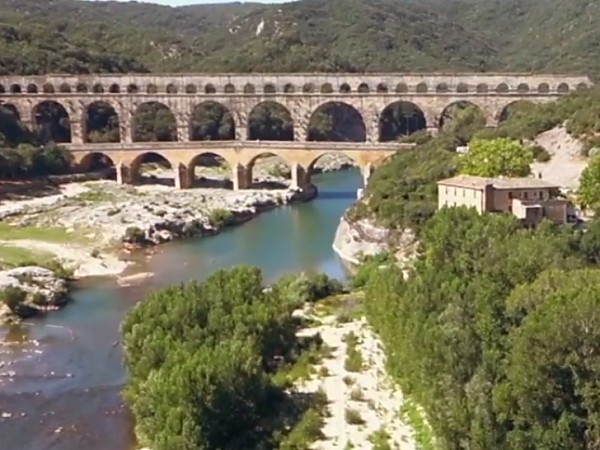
(0, 223, 83, 244)
(369, 427, 393, 450)
(272, 341, 332, 387)
(344, 332, 364, 373)
(0, 245, 54, 268)
(73, 190, 116, 203)
(400, 399, 436, 450)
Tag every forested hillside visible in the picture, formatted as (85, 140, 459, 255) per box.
(0, 0, 596, 75)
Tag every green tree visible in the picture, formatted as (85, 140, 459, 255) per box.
(577, 155, 600, 210)
(459, 138, 533, 177)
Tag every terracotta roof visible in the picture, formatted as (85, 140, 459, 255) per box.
(437, 175, 560, 190)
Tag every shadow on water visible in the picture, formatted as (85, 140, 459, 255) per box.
(316, 190, 357, 200)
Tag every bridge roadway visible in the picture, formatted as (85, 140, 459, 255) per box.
(67, 140, 410, 190)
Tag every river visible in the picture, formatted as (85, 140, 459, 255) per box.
(0, 169, 362, 450)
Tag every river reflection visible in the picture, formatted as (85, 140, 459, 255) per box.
(0, 169, 361, 450)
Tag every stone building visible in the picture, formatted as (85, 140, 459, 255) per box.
(437, 175, 568, 225)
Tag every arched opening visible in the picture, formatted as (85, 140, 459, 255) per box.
(32, 101, 71, 143)
(457, 83, 469, 93)
(396, 83, 408, 93)
(376, 83, 388, 93)
(78, 152, 116, 179)
(557, 83, 569, 94)
(0, 104, 30, 146)
(537, 83, 550, 93)
(321, 83, 333, 94)
(42, 83, 55, 94)
(517, 83, 530, 93)
(247, 153, 291, 189)
(248, 101, 293, 141)
(439, 101, 486, 144)
(303, 83, 315, 93)
(379, 101, 427, 141)
(59, 83, 71, 93)
(10, 84, 22, 94)
(577, 82, 589, 91)
(263, 83, 276, 94)
(340, 83, 351, 93)
(224, 83, 235, 94)
(357, 83, 370, 93)
(92, 84, 104, 94)
(109, 84, 120, 94)
(166, 83, 178, 94)
(476, 83, 489, 93)
(416, 82, 428, 93)
(499, 100, 537, 122)
(307, 152, 356, 177)
(132, 102, 177, 142)
(307, 102, 366, 142)
(436, 83, 449, 93)
(185, 84, 197, 94)
(244, 83, 255, 94)
(190, 102, 234, 141)
(127, 84, 139, 94)
(205, 84, 216, 94)
(284, 83, 295, 93)
(0, 85, 5, 94)
(188, 152, 232, 189)
(85, 101, 120, 143)
(496, 83, 509, 93)
(27, 84, 39, 94)
(76, 83, 88, 93)
(130, 152, 175, 187)
(146, 84, 158, 94)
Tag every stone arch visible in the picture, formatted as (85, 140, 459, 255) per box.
(130, 152, 176, 187)
(537, 82, 550, 93)
(59, 83, 72, 93)
(187, 152, 233, 189)
(376, 83, 388, 93)
(85, 101, 120, 143)
(248, 101, 294, 141)
(76, 83, 88, 93)
(147, 84, 158, 94)
(92, 83, 104, 94)
(457, 82, 469, 93)
(132, 101, 177, 142)
(284, 83, 295, 93)
(205, 84, 216, 94)
(396, 83, 408, 93)
(557, 83, 569, 94)
(10, 84, 22, 94)
(340, 83, 351, 93)
(416, 82, 428, 93)
(246, 152, 292, 189)
(32, 100, 71, 143)
(42, 83, 55, 94)
(78, 152, 116, 176)
(0, 103, 28, 146)
(577, 82, 589, 91)
(303, 83, 315, 93)
(109, 83, 120, 94)
(166, 83, 178, 94)
(0, 85, 5, 94)
(224, 83, 235, 94)
(185, 84, 197, 94)
(476, 83, 489, 93)
(495, 83, 509, 93)
(379, 101, 427, 141)
(190, 101, 235, 141)
(439, 101, 486, 141)
(127, 83, 139, 94)
(244, 83, 256, 94)
(307, 101, 366, 142)
(321, 83, 334, 94)
(357, 83, 370, 93)
(263, 83, 276, 94)
(436, 82, 449, 93)
(306, 152, 357, 180)
(517, 83, 530, 93)
(498, 100, 536, 122)
(27, 83, 39, 94)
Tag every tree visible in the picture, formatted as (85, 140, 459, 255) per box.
(459, 138, 533, 177)
(577, 155, 600, 210)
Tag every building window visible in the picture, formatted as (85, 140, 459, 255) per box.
(539, 191, 544, 199)
(508, 191, 513, 199)
(463, 189, 466, 197)
(523, 192, 528, 199)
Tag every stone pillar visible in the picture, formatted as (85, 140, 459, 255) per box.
(174, 164, 192, 189)
(364, 111, 380, 143)
(360, 164, 374, 187)
(120, 108, 133, 143)
(68, 105, 86, 144)
(232, 164, 252, 190)
(234, 111, 249, 141)
(116, 163, 133, 185)
(176, 114, 190, 142)
(291, 163, 310, 190)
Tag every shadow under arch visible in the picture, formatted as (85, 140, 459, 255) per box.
(85, 101, 120, 143)
(132, 101, 177, 142)
(307, 101, 366, 142)
(129, 151, 175, 187)
(498, 100, 537, 123)
(303, 151, 361, 200)
(439, 100, 486, 130)
(248, 101, 294, 141)
(246, 152, 292, 189)
(77, 152, 117, 179)
(32, 100, 71, 144)
(187, 152, 233, 189)
(379, 101, 426, 141)
(190, 101, 235, 141)
(0, 103, 30, 146)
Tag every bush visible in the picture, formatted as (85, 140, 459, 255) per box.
(208, 208, 234, 227)
(530, 144, 552, 162)
(0, 286, 27, 311)
(42, 259, 74, 280)
(274, 272, 344, 306)
(124, 226, 146, 244)
(345, 408, 365, 425)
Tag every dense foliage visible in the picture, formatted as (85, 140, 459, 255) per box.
(360, 208, 600, 449)
(121, 266, 342, 450)
(459, 138, 533, 177)
(578, 155, 600, 211)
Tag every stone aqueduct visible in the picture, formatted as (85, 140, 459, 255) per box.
(0, 73, 592, 189)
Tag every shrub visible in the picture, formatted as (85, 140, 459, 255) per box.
(208, 208, 234, 228)
(0, 286, 27, 311)
(345, 408, 365, 425)
(124, 226, 146, 244)
(530, 144, 552, 162)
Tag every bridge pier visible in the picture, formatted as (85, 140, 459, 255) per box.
(175, 164, 193, 189)
(361, 164, 374, 187)
(233, 164, 252, 191)
(116, 163, 135, 185)
(291, 164, 310, 190)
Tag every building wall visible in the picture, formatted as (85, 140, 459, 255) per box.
(438, 185, 484, 213)
(490, 188, 555, 213)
